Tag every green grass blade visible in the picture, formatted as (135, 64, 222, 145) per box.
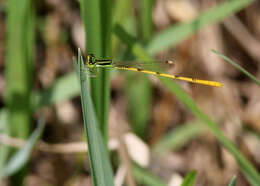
(212, 50, 260, 86)
(181, 171, 197, 186)
(133, 165, 167, 186)
(228, 175, 237, 186)
(6, 0, 35, 184)
(0, 109, 9, 183)
(125, 0, 154, 139)
(6, 0, 35, 138)
(80, 0, 103, 134)
(80, 0, 111, 142)
(3, 120, 44, 177)
(126, 76, 152, 139)
(74, 49, 114, 186)
(111, 0, 134, 54)
(114, 25, 260, 186)
(140, 0, 155, 41)
(147, 0, 255, 54)
(152, 121, 206, 156)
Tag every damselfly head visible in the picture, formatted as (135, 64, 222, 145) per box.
(87, 54, 95, 65)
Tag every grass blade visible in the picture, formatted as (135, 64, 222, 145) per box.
(6, 0, 35, 138)
(4, 120, 44, 177)
(111, 0, 134, 54)
(140, 0, 155, 41)
(125, 0, 154, 139)
(0, 109, 9, 183)
(114, 25, 260, 186)
(80, 0, 111, 142)
(228, 175, 237, 186)
(74, 49, 114, 186)
(181, 171, 197, 186)
(212, 49, 260, 86)
(133, 165, 167, 186)
(126, 76, 152, 139)
(152, 121, 206, 156)
(147, 0, 255, 54)
(6, 0, 35, 184)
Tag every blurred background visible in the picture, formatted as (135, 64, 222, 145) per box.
(0, 0, 260, 186)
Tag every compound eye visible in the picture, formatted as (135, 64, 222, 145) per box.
(88, 54, 95, 65)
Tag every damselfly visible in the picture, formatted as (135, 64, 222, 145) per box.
(85, 54, 222, 87)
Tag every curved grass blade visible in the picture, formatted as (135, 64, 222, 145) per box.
(228, 175, 237, 186)
(212, 49, 260, 86)
(4, 119, 45, 177)
(74, 49, 114, 186)
(147, 0, 255, 54)
(152, 121, 206, 156)
(181, 171, 197, 186)
(133, 165, 167, 186)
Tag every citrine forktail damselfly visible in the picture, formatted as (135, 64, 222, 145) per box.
(86, 54, 222, 88)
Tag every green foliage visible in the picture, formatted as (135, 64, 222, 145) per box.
(3, 120, 45, 177)
(153, 121, 206, 156)
(5, 0, 35, 184)
(212, 50, 260, 86)
(133, 165, 167, 186)
(6, 0, 35, 138)
(228, 175, 237, 186)
(181, 171, 197, 186)
(0, 110, 9, 183)
(147, 0, 254, 54)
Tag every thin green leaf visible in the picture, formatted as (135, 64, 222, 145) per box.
(228, 175, 237, 186)
(212, 50, 260, 86)
(112, 0, 134, 54)
(126, 76, 152, 139)
(147, 0, 255, 54)
(181, 171, 197, 186)
(0, 109, 9, 182)
(4, 120, 45, 177)
(125, 0, 154, 139)
(114, 25, 260, 186)
(80, 0, 111, 142)
(140, 0, 155, 41)
(133, 165, 167, 186)
(153, 121, 206, 156)
(6, 0, 35, 183)
(6, 0, 35, 139)
(74, 49, 114, 186)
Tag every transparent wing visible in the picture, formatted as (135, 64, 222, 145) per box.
(111, 60, 175, 73)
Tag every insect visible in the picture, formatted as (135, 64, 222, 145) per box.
(85, 54, 222, 87)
